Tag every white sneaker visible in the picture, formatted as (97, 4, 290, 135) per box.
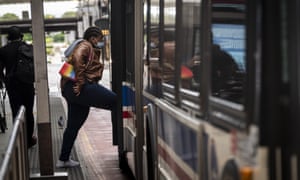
(56, 159, 80, 168)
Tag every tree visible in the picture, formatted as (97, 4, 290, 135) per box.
(52, 32, 65, 42)
(23, 34, 32, 42)
(45, 14, 55, 19)
(62, 11, 76, 18)
(0, 13, 19, 21)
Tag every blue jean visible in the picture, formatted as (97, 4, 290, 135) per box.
(59, 80, 117, 161)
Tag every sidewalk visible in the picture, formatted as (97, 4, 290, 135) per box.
(75, 107, 129, 180)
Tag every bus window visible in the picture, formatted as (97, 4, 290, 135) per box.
(125, 0, 135, 84)
(179, 0, 201, 92)
(144, 0, 162, 97)
(148, 2, 160, 59)
(162, 0, 176, 87)
(161, 0, 202, 112)
(211, 1, 246, 105)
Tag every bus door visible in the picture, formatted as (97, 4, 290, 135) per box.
(280, 0, 300, 179)
(110, 0, 134, 172)
(259, 0, 300, 179)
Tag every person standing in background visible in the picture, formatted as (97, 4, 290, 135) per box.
(0, 26, 37, 148)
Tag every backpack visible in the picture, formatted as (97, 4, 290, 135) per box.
(58, 39, 83, 81)
(14, 42, 35, 84)
(64, 39, 84, 58)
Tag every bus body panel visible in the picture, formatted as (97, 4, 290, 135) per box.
(122, 83, 136, 175)
(110, 0, 300, 179)
(156, 108, 199, 180)
(202, 122, 269, 180)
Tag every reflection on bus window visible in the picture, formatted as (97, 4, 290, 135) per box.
(179, 0, 201, 91)
(211, 37, 240, 97)
(211, 2, 246, 104)
(145, 0, 162, 97)
(163, 40, 175, 84)
(184, 54, 200, 90)
(149, 30, 162, 96)
(162, 0, 176, 86)
(150, 30, 159, 58)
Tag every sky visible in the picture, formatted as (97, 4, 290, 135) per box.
(0, 1, 79, 18)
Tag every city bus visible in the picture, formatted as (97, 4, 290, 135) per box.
(110, 0, 300, 179)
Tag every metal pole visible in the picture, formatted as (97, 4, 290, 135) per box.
(30, 1, 68, 179)
(134, 0, 144, 179)
(30, 0, 53, 176)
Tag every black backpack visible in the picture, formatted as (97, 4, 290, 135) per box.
(14, 42, 35, 84)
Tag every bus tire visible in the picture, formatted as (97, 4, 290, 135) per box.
(221, 159, 240, 180)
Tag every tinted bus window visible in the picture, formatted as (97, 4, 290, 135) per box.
(161, 0, 202, 110)
(125, 0, 135, 84)
(162, 0, 176, 87)
(179, 0, 201, 92)
(149, 0, 160, 59)
(211, 1, 246, 104)
(144, 0, 162, 96)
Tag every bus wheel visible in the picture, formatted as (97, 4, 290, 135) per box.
(221, 159, 240, 180)
(146, 123, 154, 180)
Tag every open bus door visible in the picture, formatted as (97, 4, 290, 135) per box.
(259, 0, 300, 179)
(110, 0, 126, 169)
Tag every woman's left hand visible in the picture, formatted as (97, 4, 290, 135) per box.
(73, 84, 81, 96)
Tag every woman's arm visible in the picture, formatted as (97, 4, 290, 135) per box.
(71, 41, 94, 95)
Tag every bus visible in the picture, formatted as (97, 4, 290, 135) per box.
(110, 0, 300, 179)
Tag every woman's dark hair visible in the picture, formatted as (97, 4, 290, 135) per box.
(7, 26, 23, 41)
(83, 26, 103, 40)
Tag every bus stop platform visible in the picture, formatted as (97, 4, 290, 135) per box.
(0, 95, 85, 179)
(29, 96, 84, 179)
(0, 64, 132, 180)
(0, 93, 132, 180)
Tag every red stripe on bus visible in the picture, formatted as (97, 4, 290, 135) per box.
(123, 111, 131, 118)
(158, 144, 192, 180)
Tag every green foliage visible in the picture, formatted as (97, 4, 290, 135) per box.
(46, 36, 53, 44)
(23, 33, 32, 42)
(46, 36, 53, 55)
(0, 13, 19, 21)
(45, 14, 55, 19)
(52, 32, 65, 42)
(62, 11, 76, 18)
